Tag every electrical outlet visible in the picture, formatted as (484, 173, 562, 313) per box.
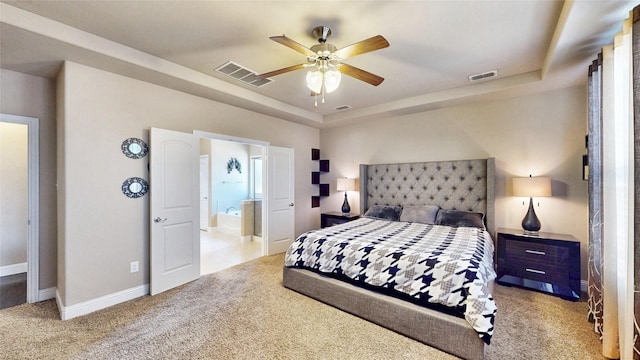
(130, 261, 139, 273)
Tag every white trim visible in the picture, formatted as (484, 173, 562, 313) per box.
(193, 130, 270, 147)
(1, 113, 39, 304)
(39, 287, 56, 301)
(57, 284, 149, 320)
(0, 262, 27, 276)
(240, 235, 252, 243)
(581, 280, 588, 294)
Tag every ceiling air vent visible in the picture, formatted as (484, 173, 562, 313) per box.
(335, 105, 351, 111)
(468, 70, 498, 83)
(214, 61, 272, 87)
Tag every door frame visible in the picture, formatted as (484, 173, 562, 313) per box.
(193, 130, 269, 256)
(0, 113, 39, 303)
(199, 154, 210, 230)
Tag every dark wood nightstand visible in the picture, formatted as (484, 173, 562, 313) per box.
(496, 228, 581, 300)
(321, 212, 360, 228)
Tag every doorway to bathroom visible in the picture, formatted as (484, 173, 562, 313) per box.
(150, 127, 295, 295)
(198, 136, 265, 275)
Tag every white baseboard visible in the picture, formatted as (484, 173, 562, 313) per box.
(581, 280, 587, 293)
(57, 284, 149, 320)
(240, 235, 252, 243)
(0, 262, 27, 276)
(38, 287, 56, 301)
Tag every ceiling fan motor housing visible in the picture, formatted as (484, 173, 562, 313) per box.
(310, 44, 337, 57)
(312, 26, 332, 43)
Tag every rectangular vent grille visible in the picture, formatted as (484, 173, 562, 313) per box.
(468, 70, 498, 83)
(214, 61, 272, 87)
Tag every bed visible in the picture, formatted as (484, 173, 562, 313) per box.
(283, 158, 496, 360)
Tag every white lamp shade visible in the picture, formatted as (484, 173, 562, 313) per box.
(336, 178, 356, 192)
(513, 176, 551, 197)
(324, 70, 341, 93)
(306, 71, 323, 94)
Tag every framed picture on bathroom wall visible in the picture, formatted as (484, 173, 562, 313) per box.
(227, 157, 241, 174)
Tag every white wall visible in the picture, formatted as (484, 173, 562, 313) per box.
(0, 69, 57, 290)
(0, 122, 28, 267)
(58, 61, 320, 307)
(320, 86, 589, 280)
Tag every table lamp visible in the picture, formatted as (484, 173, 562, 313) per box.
(513, 175, 552, 234)
(336, 178, 356, 214)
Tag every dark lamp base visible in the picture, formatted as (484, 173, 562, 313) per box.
(521, 197, 541, 232)
(341, 192, 351, 215)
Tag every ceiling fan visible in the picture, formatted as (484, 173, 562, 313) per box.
(256, 26, 389, 104)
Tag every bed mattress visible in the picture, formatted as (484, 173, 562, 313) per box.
(284, 217, 497, 344)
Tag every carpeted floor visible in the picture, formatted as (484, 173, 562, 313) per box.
(0, 254, 604, 359)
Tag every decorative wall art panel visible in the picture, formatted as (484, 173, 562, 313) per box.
(121, 138, 148, 159)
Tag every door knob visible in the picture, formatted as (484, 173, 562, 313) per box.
(289, 203, 294, 207)
(154, 217, 167, 223)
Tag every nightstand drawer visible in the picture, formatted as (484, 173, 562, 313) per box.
(504, 240, 569, 267)
(505, 240, 569, 264)
(321, 212, 360, 228)
(503, 259, 570, 286)
(325, 217, 351, 227)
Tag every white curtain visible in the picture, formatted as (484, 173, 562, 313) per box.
(588, 10, 637, 360)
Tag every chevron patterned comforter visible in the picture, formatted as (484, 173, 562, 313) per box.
(284, 217, 497, 344)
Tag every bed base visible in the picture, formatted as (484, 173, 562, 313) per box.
(283, 266, 486, 360)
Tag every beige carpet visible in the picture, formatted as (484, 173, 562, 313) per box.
(0, 254, 604, 359)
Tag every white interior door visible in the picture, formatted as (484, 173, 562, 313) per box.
(199, 155, 209, 230)
(265, 146, 295, 255)
(150, 127, 200, 295)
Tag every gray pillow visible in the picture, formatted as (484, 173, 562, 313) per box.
(400, 205, 440, 224)
(435, 209, 485, 229)
(363, 205, 403, 221)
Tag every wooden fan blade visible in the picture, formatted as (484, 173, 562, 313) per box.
(339, 63, 384, 86)
(270, 35, 316, 57)
(334, 35, 389, 59)
(256, 64, 306, 79)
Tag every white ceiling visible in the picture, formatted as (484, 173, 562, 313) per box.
(0, 1, 635, 128)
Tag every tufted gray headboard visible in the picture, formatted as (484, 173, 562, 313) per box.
(359, 158, 495, 236)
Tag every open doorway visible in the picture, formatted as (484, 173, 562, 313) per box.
(197, 133, 266, 275)
(0, 114, 39, 309)
(150, 127, 294, 295)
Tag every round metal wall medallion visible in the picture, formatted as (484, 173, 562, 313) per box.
(122, 177, 148, 198)
(121, 138, 148, 159)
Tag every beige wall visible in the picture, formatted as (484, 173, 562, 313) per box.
(320, 86, 589, 281)
(0, 122, 28, 266)
(58, 61, 320, 306)
(0, 69, 57, 290)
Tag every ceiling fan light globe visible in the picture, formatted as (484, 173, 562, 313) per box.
(324, 70, 341, 93)
(306, 71, 323, 94)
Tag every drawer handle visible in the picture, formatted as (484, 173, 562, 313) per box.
(525, 268, 546, 275)
(525, 249, 546, 255)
